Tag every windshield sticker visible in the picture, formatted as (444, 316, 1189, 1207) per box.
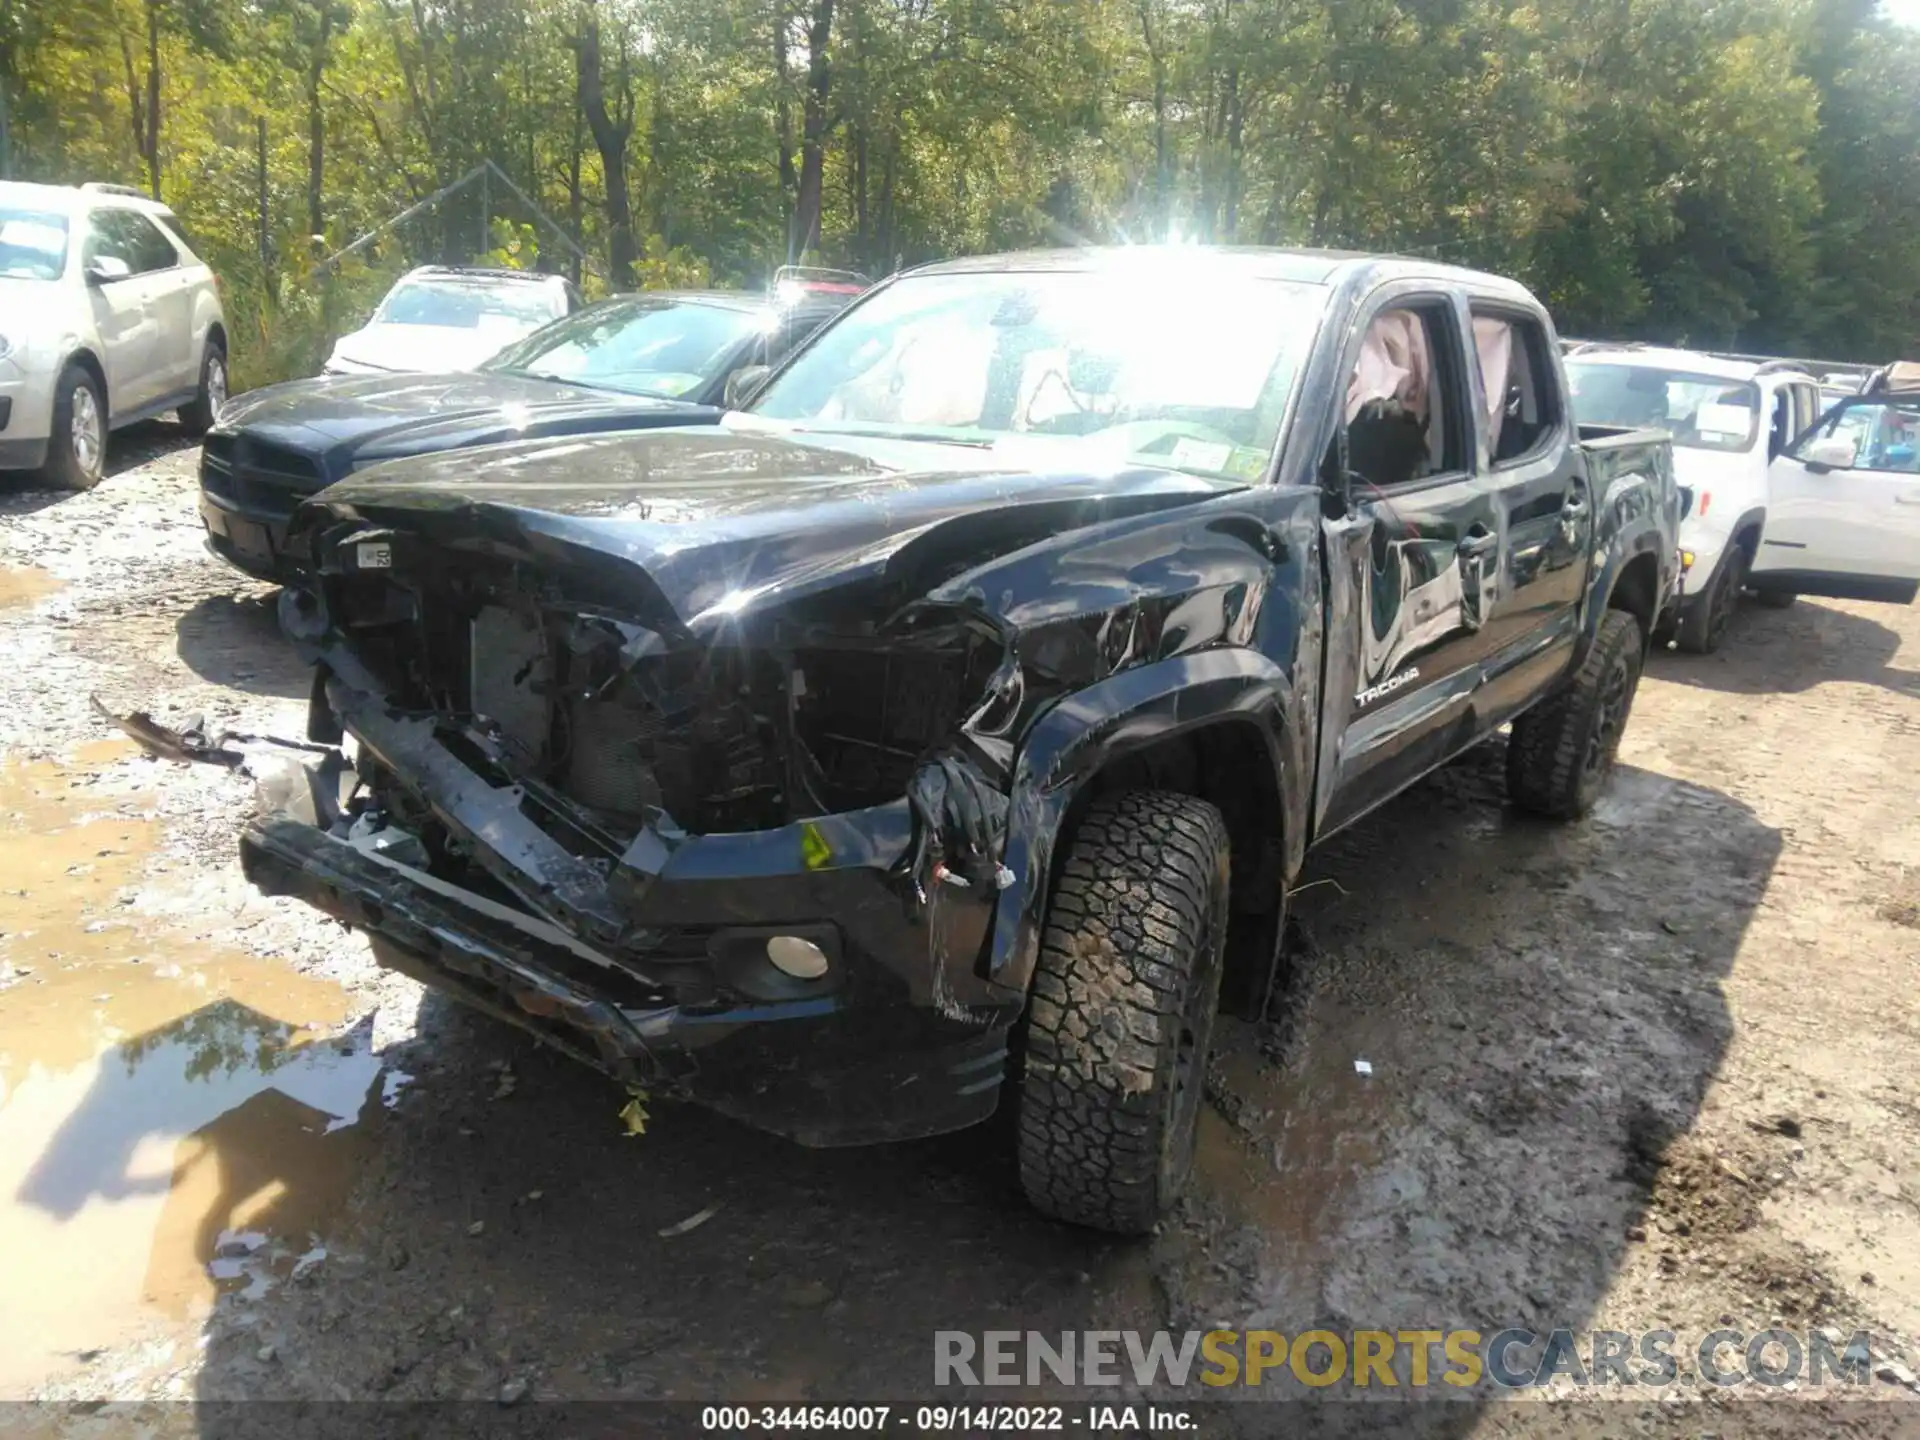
(1168, 438, 1233, 474)
(1694, 402, 1753, 437)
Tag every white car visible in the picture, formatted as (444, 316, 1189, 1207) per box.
(323, 266, 581, 376)
(1567, 347, 1830, 651)
(0, 180, 227, 490)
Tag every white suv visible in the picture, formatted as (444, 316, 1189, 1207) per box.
(0, 180, 228, 490)
(1565, 346, 1825, 652)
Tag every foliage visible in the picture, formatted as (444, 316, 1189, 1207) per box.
(10, 0, 1920, 385)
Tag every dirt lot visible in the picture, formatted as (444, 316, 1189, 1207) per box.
(3, 429, 1920, 1432)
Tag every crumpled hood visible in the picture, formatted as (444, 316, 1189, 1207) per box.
(301, 424, 1224, 629)
(329, 320, 535, 375)
(210, 371, 716, 484)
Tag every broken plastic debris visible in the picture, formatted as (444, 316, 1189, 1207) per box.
(91, 695, 242, 768)
(657, 1204, 719, 1239)
(618, 1089, 650, 1137)
(89, 694, 333, 767)
(1354, 1059, 1374, 1076)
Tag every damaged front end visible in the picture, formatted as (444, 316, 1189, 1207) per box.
(246, 513, 1030, 1146)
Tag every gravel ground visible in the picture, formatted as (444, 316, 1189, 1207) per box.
(3, 428, 1920, 1435)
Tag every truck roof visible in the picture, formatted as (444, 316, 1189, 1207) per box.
(905, 245, 1540, 303)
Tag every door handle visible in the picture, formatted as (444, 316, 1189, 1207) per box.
(1896, 493, 1920, 506)
(1458, 529, 1499, 559)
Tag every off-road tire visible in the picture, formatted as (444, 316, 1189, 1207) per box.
(178, 339, 228, 436)
(1507, 608, 1645, 820)
(1017, 790, 1230, 1234)
(41, 363, 106, 491)
(1677, 544, 1747, 654)
(1753, 590, 1796, 610)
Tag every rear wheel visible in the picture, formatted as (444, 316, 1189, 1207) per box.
(40, 364, 106, 491)
(1016, 790, 1230, 1234)
(1677, 545, 1747, 654)
(1507, 608, 1645, 820)
(178, 339, 228, 436)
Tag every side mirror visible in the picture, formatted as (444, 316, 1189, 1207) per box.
(1800, 435, 1856, 473)
(84, 256, 132, 286)
(723, 364, 771, 410)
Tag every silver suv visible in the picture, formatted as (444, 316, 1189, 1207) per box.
(0, 181, 228, 490)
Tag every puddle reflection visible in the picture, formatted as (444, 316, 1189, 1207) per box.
(0, 1001, 383, 1391)
(0, 746, 385, 1394)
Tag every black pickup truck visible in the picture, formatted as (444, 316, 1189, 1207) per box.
(242, 248, 1678, 1234)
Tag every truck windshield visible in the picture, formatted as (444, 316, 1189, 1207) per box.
(485, 297, 762, 399)
(747, 267, 1326, 482)
(0, 209, 69, 281)
(1566, 363, 1761, 454)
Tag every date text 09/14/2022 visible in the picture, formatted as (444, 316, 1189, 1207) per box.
(700, 1405, 1198, 1433)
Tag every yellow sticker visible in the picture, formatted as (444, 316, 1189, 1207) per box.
(800, 822, 833, 871)
(618, 1090, 650, 1137)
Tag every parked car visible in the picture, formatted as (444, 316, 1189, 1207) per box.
(0, 180, 227, 490)
(1565, 346, 1830, 650)
(322, 266, 581, 376)
(200, 287, 851, 582)
(1750, 365, 1920, 607)
(239, 247, 1677, 1233)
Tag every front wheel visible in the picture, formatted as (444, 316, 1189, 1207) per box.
(40, 364, 107, 491)
(1676, 546, 1746, 654)
(1017, 790, 1230, 1234)
(1506, 608, 1646, 820)
(178, 339, 228, 436)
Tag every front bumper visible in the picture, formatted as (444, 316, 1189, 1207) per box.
(241, 682, 1023, 1146)
(0, 363, 56, 471)
(200, 487, 301, 582)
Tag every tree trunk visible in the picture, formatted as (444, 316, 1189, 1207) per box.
(305, 3, 336, 240)
(773, 4, 798, 257)
(574, 7, 635, 285)
(1222, 65, 1242, 239)
(790, 0, 834, 260)
(1138, 0, 1166, 233)
(567, 102, 584, 284)
(144, 0, 161, 198)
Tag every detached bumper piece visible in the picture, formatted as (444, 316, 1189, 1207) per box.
(241, 808, 1018, 1147)
(243, 814, 669, 1083)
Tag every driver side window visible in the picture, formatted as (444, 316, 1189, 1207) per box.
(1342, 300, 1468, 492)
(1768, 389, 1794, 459)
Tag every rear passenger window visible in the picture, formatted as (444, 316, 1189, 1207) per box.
(1343, 300, 1469, 490)
(1470, 309, 1560, 465)
(87, 210, 177, 275)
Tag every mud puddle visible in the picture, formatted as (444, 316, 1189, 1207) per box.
(0, 745, 384, 1394)
(1197, 1012, 1389, 1312)
(0, 567, 64, 611)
